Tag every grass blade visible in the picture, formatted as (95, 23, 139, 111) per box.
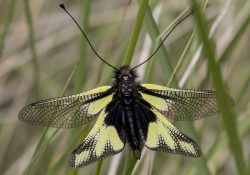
(144, 5, 175, 85)
(0, 0, 17, 58)
(191, 1, 248, 174)
(123, 0, 149, 65)
(219, 15, 250, 64)
(23, 0, 40, 98)
(74, 0, 91, 93)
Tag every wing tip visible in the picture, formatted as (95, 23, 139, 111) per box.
(18, 104, 34, 123)
(69, 153, 78, 169)
(18, 103, 48, 126)
(69, 151, 97, 169)
(190, 142, 202, 158)
(69, 151, 85, 169)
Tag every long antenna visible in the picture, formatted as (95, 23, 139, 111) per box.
(59, 4, 118, 71)
(131, 10, 193, 70)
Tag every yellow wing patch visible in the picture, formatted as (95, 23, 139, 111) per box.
(82, 94, 113, 115)
(82, 86, 113, 115)
(147, 121, 175, 149)
(82, 86, 112, 96)
(70, 108, 124, 168)
(145, 108, 201, 157)
(141, 84, 173, 91)
(140, 84, 175, 114)
(140, 93, 169, 111)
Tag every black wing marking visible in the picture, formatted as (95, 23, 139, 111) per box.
(139, 84, 234, 121)
(145, 108, 201, 157)
(70, 108, 125, 168)
(18, 86, 114, 128)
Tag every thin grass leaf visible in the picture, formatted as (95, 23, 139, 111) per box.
(206, 70, 250, 161)
(124, 156, 137, 175)
(185, 110, 250, 174)
(0, 0, 17, 58)
(144, 5, 175, 86)
(23, 0, 40, 99)
(179, 0, 232, 88)
(191, 1, 248, 174)
(219, 15, 250, 64)
(45, 129, 84, 175)
(167, 28, 196, 87)
(68, 169, 77, 175)
(187, 124, 211, 175)
(123, 0, 149, 65)
(74, 0, 91, 93)
(201, 13, 250, 88)
(95, 160, 103, 175)
(236, 72, 250, 104)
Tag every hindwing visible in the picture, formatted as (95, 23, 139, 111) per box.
(18, 86, 113, 128)
(139, 84, 234, 121)
(70, 108, 125, 168)
(145, 108, 201, 157)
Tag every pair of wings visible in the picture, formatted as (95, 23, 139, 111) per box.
(18, 84, 234, 168)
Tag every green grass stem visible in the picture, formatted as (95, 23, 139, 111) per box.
(167, 28, 196, 87)
(219, 15, 250, 64)
(23, 0, 40, 98)
(144, 6, 174, 85)
(0, 0, 17, 58)
(123, 0, 149, 65)
(95, 160, 103, 175)
(125, 156, 137, 175)
(191, 1, 248, 174)
(74, 0, 91, 93)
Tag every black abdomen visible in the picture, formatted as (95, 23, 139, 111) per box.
(123, 100, 140, 150)
(105, 85, 156, 159)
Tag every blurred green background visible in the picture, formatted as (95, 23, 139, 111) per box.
(0, 0, 249, 175)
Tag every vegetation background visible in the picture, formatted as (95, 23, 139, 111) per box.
(0, 0, 249, 175)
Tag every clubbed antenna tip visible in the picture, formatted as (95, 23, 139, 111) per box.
(59, 3, 65, 9)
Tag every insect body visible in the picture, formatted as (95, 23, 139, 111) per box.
(19, 65, 234, 168)
(18, 4, 234, 168)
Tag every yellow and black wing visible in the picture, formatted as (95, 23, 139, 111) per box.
(70, 108, 125, 168)
(145, 108, 201, 157)
(18, 86, 114, 128)
(139, 84, 234, 121)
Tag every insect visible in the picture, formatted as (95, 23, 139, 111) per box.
(18, 4, 234, 168)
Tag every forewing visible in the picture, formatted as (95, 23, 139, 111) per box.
(70, 108, 125, 168)
(145, 108, 201, 157)
(139, 84, 234, 121)
(18, 86, 113, 128)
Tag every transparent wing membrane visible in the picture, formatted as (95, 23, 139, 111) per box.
(140, 84, 234, 121)
(18, 86, 113, 128)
